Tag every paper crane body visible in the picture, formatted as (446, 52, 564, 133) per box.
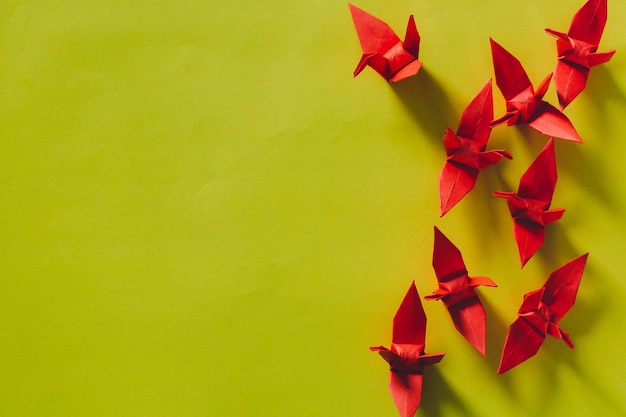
(371, 282, 445, 417)
(494, 138, 565, 267)
(545, 0, 615, 108)
(489, 39, 582, 143)
(498, 253, 588, 374)
(348, 4, 421, 82)
(439, 79, 512, 216)
(425, 227, 497, 355)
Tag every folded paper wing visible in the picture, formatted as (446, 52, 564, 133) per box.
(489, 39, 582, 143)
(349, 4, 421, 82)
(439, 79, 512, 216)
(371, 282, 444, 417)
(494, 138, 565, 267)
(498, 253, 588, 374)
(545, 0, 615, 108)
(425, 227, 497, 356)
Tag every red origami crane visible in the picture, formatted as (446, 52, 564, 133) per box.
(439, 79, 512, 216)
(425, 227, 497, 356)
(498, 253, 588, 374)
(489, 38, 582, 143)
(371, 282, 445, 417)
(494, 138, 565, 267)
(545, 0, 615, 109)
(348, 3, 421, 82)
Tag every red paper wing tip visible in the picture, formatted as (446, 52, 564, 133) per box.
(469, 276, 498, 288)
(392, 281, 426, 345)
(493, 191, 512, 199)
(570, 0, 609, 46)
(589, 49, 615, 67)
(477, 344, 487, 357)
(390, 60, 422, 82)
(403, 15, 420, 57)
(438, 162, 478, 217)
(464, 325, 487, 356)
(348, 3, 365, 21)
(496, 357, 514, 374)
(536, 73, 553, 98)
(545, 28, 568, 39)
(455, 78, 494, 142)
(449, 300, 488, 356)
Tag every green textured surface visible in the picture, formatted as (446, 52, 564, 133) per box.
(0, 1, 625, 415)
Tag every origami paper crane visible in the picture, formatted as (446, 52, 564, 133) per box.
(498, 253, 588, 374)
(489, 39, 582, 143)
(371, 282, 445, 417)
(494, 138, 565, 267)
(348, 3, 421, 82)
(439, 79, 512, 216)
(425, 227, 497, 356)
(545, 0, 615, 109)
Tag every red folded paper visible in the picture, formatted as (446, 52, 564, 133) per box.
(490, 39, 582, 143)
(371, 282, 445, 417)
(439, 79, 512, 216)
(494, 138, 565, 267)
(425, 227, 497, 356)
(498, 253, 588, 373)
(546, 0, 615, 109)
(348, 4, 421, 82)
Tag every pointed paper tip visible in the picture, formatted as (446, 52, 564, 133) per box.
(493, 191, 511, 199)
(569, 252, 589, 270)
(543, 138, 556, 162)
(403, 14, 420, 57)
(478, 345, 487, 357)
(489, 38, 505, 55)
(520, 253, 531, 268)
(496, 351, 518, 374)
(438, 183, 457, 216)
(466, 333, 487, 357)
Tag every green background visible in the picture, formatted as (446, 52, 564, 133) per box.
(1, 0, 625, 415)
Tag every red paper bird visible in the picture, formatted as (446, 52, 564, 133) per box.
(494, 138, 565, 267)
(498, 253, 588, 374)
(439, 79, 512, 216)
(425, 227, 497, 356)
(489, 39, 582, 143)
(348, 4, 421, 82)
(545, 0, 615, 109)
(371, 282, 445, 417)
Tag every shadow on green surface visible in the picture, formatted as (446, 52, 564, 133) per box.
(461, 159, 513, 245)
(420, 366, 472, 417)
(481, 297, 516, 396)
(390, 69, 457, 145)
(536, 222, 581, 268)
(555, 136, 620, 210)
(584, 65, 625, 118)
